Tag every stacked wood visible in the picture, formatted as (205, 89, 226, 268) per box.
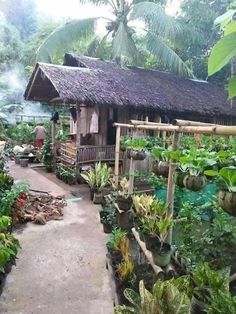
(15, 193, 66, 225)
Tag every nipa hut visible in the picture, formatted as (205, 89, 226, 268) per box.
(24, 53, 236, 174)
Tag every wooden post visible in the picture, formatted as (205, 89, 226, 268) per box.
(166, 131, 181, 245)
(114, 125, 121, 186)
(76, 103, 81, 147)
(51, 103, 56, 170)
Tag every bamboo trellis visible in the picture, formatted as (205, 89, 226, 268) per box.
(114, 119, 236, 248)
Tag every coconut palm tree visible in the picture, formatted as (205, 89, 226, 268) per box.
(36, 0, 192, 76)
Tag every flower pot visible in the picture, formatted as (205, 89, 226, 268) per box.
(20, 158, 29, 167)
(218, 190, 236, 216)
(176, 171, 187, 188)
(93, 192, 103, 204)
(117, 211, 134, 230)
(152, 243, 172, 267)
(157, 161, 169, 178)
(14, 156, 20, 165)
(117, 195, 133, 211)
(103, 223, 112, 234)
(183, 175, 207, 191)
(190, 295, 207, 314)
(129, 150, 146, 161)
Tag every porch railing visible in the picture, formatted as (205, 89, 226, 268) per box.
(77, 145, 121, 164)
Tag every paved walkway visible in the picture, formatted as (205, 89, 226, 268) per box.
(0, 163, 113, 314)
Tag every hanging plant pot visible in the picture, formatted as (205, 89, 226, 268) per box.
(190, 295, 207, 314)
(183, 175, 207, 191)
(157, 161, 169, 178)
(149, 241, 172, 267)
(117, 195, 133, 211)
(93, 192, 103, 204)
(152, 159, 159, 175)
(218, 190, 236, 216)
(129, 150, 146, 161)
(176, 171, 187, 188)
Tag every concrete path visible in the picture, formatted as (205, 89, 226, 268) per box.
(0, 163, 114, 314)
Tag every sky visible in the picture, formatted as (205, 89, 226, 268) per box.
(36, 0, 181, 19)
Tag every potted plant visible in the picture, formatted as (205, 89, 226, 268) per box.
(114, 278, 190, 314)
(151, 147, 174, 178)
(140, 214, 172, 267)
(126, 138, 147, 160)
(190, 263, 230, 314)
(81, 162, 111, 204)
(107, 228, 127, 265)
(182, 156, 215, 191)
(116, 177, 133, 211)
(100, 205, 117, 234)
(204, 166, 236, 216)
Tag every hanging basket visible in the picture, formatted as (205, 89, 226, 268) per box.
(157, 161, 169, 178)
(128, 150, 146, 161)
(218, 190, 236, 216)
(183, 175, 207, 191)
(176, 171, 188, 188)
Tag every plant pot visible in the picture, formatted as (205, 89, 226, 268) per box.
(93, 192, 103, 204)
(218, 190, 236, 216)
(152, 243, 172, 267)
(190, 295, 207, 314)
(117, 211, 134, 230)
(117, 195, 133, 211)
(183, 175, 207, 191)
(157, 161, 169, 178)
(103, 223, 112, 234)
(14, 156, 20, 165)
(129, 150, 146, 161)
(176, 171, 187, 188)
(20, 158, 29, 167)
(90, 189, 95, 201)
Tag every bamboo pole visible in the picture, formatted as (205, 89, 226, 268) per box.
(166, 131, 181, 245)
(172, 119, 218, 126)
(51, 103, 56, 170)
(128, 157, 135, 194)
(76, 103, 81, 147)
(131, 120, 170, 126)
(132, 228, 165, 280)
(114, 126, 121, 187)
(113, 122, 236, 136)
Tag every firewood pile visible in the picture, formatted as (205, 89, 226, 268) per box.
(16, 192, 66, 225)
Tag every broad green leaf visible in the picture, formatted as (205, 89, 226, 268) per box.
(208, 32, 236, 76)
(228, 76, 236, 100)
(214, 9, 235, 28)
(204, 170, 218, 177)
(36, 18, 96, 62)
(224, 21, 236, 35)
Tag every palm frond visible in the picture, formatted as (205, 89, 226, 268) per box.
(131, 2, 183, 37)
(112, 22, 139, 64)
(146, 32, 192, 77)
(36, 18, 97, 62)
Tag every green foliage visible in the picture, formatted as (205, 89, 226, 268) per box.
(115, 278, 190, 314)
(6, 122, 35, 145)
(107, 228, 127, 251)
(81, 162, 111, 192)
(0, 172, 14, 191)
(40, 140, 52, 170)
(0, 216, 20, 272)
(204, 166, 236, 192)
(0, 183, 29, 216)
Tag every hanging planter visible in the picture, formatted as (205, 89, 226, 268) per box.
(152, 242, 172, 267)
(218, 190, 236, 216)
(129, 150, 147, 161)
(176, 171, 187, 188)
(183, 175, 207, 191)
(157, 161, 169, 178)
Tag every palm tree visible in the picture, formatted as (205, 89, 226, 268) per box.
(36, 0, 192, 76)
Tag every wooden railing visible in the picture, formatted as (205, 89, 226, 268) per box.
(77, 145, 121, 164)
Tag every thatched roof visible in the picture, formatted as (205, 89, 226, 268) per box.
(24, 53, 236, 118)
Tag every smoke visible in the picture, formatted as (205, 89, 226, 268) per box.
(0, 64, 50, 124)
